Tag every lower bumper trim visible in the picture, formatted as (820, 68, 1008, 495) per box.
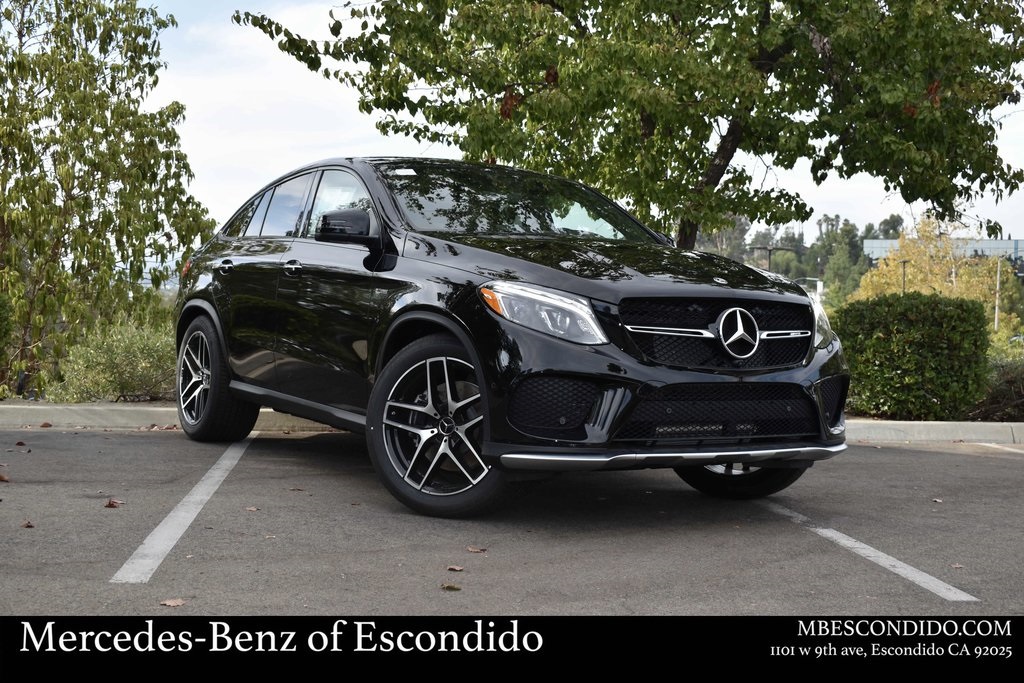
(499, 443, 846, 471)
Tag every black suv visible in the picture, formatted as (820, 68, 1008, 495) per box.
(175, 158, 848, 517)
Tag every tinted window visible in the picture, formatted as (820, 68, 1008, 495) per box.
(305, 170, 376, 237)
(243, 191, 272, 236)
(261, 174, 312, 237)
(221, 195, 260, 237)
(375, 160, 654, 242)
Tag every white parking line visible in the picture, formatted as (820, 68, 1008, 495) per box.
(110, 434, 257, 584)
(759, 501, 979, 602)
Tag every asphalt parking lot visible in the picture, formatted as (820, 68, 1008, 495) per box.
(0, 428, 1021, 616)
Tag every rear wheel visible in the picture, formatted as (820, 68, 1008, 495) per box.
(176, 316, 259, 442)
(367, 334, 509, 517)
(674, 463, 806, 499)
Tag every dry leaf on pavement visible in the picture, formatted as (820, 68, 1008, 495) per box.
(104, 498, 125, 508)
(440, 583, 461, 591)
(160, 598, 185, 607)
(245, 506, 259, 512)
(21, 520, 34, 528)
(447, 565, 464, 572)
(466, 546, 487, 553)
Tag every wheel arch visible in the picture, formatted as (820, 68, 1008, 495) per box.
(176, 299, 229, 360)
(375, 310, 482, 380)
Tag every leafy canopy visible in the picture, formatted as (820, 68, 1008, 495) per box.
(235, 1, 1024, 248)
(0, 0, 214, 391)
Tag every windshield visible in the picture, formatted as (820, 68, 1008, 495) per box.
(374, 159, 658, 243)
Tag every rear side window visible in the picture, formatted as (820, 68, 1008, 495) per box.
(260, 174, 313, 237)
(221, 195, 260, 237)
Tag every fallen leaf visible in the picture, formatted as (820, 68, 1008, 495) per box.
(245, 506, 259, 512)
(466, 546, 486, 553)
(264, 534, 276, 539)
(440, 583, 461, 591)
(161, 425, 177, 430)
(104, 498, 125, 508)
(39, 422, 52, 428)
(185, 554, 194, 559)
(159, 598, 185, 607)
(15, 441, 25, 446)
(0, 473, 9, 482)
(447, 565, 464, 572)
(288, 487, 305, 491)
(22, 520, 34, 528)
(350, 502, 360, 506)
(932, 498, 943, 503)
(951, 563, 964, 569)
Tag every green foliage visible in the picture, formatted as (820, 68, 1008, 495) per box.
(0, 0, 215, 392)
(235, 1, 1024, 248)
(854, 219, 1024, 342)
(970, 357, 1024, 421)
(48, 321, 175, 402)
(833, 292, 990, 420)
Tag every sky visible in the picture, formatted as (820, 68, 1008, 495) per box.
(151, 1, 1024, 244)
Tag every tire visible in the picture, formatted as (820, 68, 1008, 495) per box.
(674, 463, 806, 500)
(176, 315, 260, 442)
(366, 334, 509, 517)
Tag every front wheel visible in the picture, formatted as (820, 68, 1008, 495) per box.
(366, 334, 509, 517)
(674, 463, 806, 499)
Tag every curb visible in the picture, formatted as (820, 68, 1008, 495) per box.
(1, 403, 1022, 443)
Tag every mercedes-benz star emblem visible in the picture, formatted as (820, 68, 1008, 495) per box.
(717, 307, 759, 359)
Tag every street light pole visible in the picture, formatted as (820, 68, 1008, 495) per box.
(996, 257, 1002, 332)
(899, 259, 910, 294)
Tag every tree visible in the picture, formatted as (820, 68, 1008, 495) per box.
(235, 1, 1024, 248)
(854, 218, 1024, 343)
(695, 214, 750, 262)
(0, 0, 213, 392)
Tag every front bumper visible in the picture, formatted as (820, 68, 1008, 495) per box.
(499, 442, 846, 471)
(451, 297, 849, 472)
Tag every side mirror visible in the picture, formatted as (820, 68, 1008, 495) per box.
(315, 209, 377, 245)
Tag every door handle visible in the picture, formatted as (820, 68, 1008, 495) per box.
(217, 259, 234, 275)
(283, 260, 303, 276)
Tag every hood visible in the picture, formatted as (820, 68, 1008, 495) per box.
(401, 233, 809, 303)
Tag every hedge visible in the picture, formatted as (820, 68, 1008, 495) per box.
(832, 292, 989, 420)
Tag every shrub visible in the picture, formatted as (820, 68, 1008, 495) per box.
(832, 292, 989, 420)
(49, 322, 176, 402)
(970, 358, 1024, 421)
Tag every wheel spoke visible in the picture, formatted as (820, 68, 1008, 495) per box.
(182, 383, 205, 412)
(414, 438, 451, 491)
(452, 427, 488, 476)
(385, 400, 435, 418)
(445, 445, 487, 486)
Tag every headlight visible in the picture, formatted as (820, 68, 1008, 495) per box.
(478, 281, 609, 345)
(812, 298, 834, 347)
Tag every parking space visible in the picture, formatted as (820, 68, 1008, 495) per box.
(0, 429, 1021, 615)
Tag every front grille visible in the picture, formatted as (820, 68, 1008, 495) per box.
(618, 298, 813, 370)
(818, 375, 848, 428)
(507, 376, 600, 439)
(615, 383, 820, 442)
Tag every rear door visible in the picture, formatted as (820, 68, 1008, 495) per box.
(211, 172, 313, 387)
